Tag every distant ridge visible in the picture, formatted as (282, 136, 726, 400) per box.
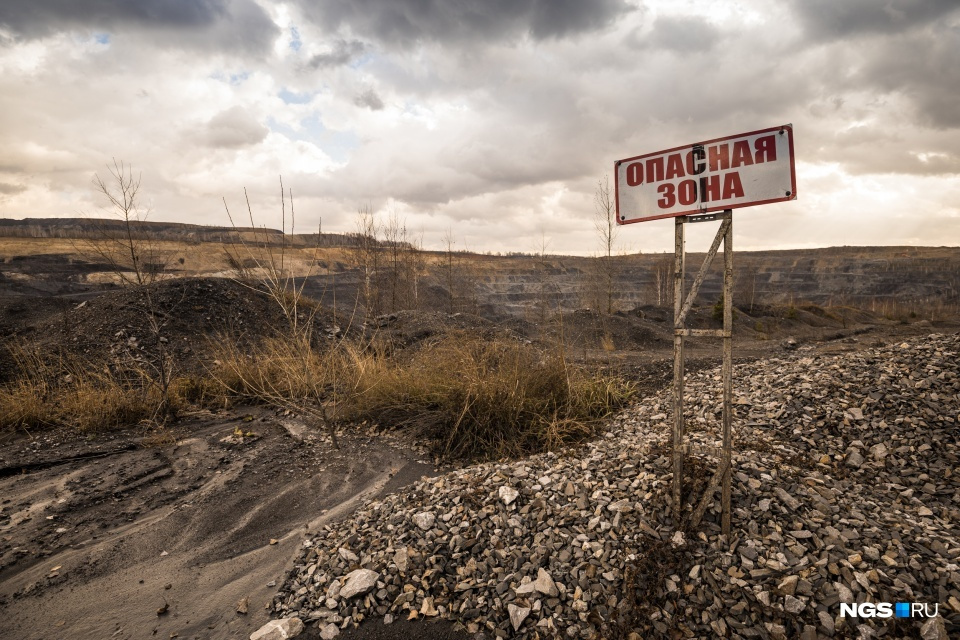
(0, 217, 358, 247)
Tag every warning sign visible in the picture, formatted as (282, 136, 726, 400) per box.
(615, 125, 796, 224)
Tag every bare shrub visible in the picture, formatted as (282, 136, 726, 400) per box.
(210, 332, 359, 449)
(78, 159, 181, 421)
(222, 180, 314, 338)
(593, 174, 620, 314)
(220, 181, 350, 447)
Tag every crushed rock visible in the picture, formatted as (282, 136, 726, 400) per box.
(274, 333, 960, 638)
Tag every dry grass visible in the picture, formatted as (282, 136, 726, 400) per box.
(352, 333, 634, 459)
(0, 370, 162, 433)
(0, 343, 218, 434)
(4, 325, 633, 458)
(212, 329, 634, 460)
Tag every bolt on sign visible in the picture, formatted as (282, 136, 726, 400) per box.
(614, 125, 796, 224)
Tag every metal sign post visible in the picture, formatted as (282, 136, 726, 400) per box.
(672, 210, 733, 535)
(614, 124, 796, 536)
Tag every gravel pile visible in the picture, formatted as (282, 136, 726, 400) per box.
(274, 333, 959, 639)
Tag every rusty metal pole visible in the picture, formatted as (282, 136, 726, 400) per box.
(721, 212, 734, 536)
(672, 216, 685, 520)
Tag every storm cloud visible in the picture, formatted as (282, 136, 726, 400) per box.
(353, 88, 385, 111)
(645, 15, 721, 53)
(204, 107, 268, 149)
(0, 0, 278, 53)
(788, 0, 959, 40)
(294, 0, 633, 47)
(0, 0, 958, 254)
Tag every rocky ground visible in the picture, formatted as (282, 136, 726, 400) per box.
(272, 333, 959, 640)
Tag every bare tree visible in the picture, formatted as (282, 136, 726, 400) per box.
(84, 159, 167, 285)
(443, 228, 457, 314)
(83, 160, 178, 420)
(533, 232, 556, 323)
(351, 206, 381, 317)
(403, 229, 426, 310)
(649, 253, 673, 307)
(382, 209, 408, 313)
(735, 261, 760, 314)
(593, 175, 620, 314)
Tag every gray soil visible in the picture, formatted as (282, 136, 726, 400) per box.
(0, 410, 443, 640)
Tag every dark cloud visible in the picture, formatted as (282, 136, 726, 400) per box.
(789, 0, 959, 40)
(308, 39, 366, 68)
(204, 106, 268, 148)
(645, 15, 720, 53)
(0, 0, 222, 35)
(296, 0, 632, 47)
(0, 182, 27, 195)
(0, 0, 278, 52)
(353, 88, 384, 110)
(850, 23, 960, 129)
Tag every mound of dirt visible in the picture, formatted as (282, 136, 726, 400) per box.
(367, 310, 528, 351)
(2, 278, 346, 379)
(548, 308, 672, 352)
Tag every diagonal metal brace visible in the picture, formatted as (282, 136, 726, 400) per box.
(676, 216, 731, 327)
(689, 456, 730, 528)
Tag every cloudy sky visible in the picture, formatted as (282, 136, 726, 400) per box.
(1, 0, 958, 254)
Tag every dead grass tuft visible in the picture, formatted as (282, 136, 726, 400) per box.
(210, 329, 633, 460)
(343, 332, 634, 459)
(0, 342, 219, 434)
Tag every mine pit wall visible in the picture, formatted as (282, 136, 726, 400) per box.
(3, 232, 958, 321)
(420, 248, 960, 318)
(256, 246, 960, 320)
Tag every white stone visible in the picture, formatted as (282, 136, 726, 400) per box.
(412, 512, 435, 530)
(784, 595, 805, 614)
(319, 623, 340, 640)
(920, 616, 948, 640)
(250, 618, 305, 640)
(499, 486, 519, 505)
(326, 580, 341, 600)
(534, 568, 559, 597)
(394, 546, 409, 573)
(339, 569, 379, 599)
(420, 596, 438, 616)
(835, 582, 854, 603)
(508, 603, 531, 631)
(515, 579, 537, 595)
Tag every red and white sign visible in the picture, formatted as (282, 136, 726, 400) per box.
(615, 125, 796, 224)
